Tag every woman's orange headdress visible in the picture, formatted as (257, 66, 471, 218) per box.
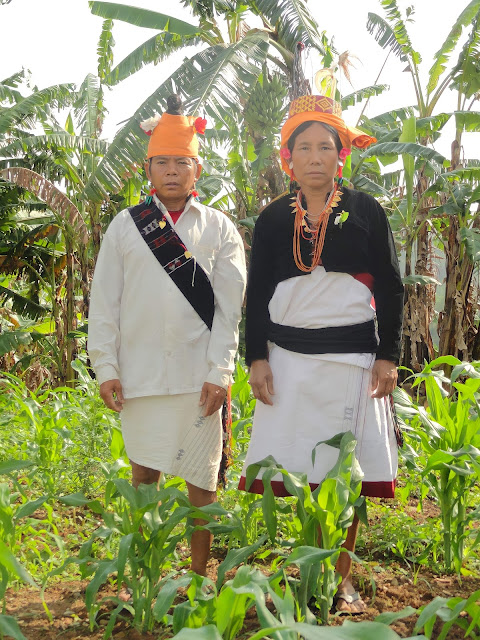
(280, 95, 376, 178)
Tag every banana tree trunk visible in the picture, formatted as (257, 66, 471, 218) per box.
(437, 127, 479, 360)
(263, 151, 286, 201)
(89, 203, 102, 261)
(64, 236, 77, 386)
(401, 174, 436, 371)
(413, 206, 436, 360)
(437, 217, 475, 359)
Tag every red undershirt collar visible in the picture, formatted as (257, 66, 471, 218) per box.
(168, 208, 185, 224)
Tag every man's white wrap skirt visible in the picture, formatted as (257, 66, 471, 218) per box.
(239, 267, 398, 498)
(122, 393, 222, 492)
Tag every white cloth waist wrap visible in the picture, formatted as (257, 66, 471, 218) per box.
(121, 392, 222, 491)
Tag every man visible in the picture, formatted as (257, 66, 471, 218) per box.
(88, 94, 246, 576)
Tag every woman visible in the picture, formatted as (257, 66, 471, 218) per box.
(238, 95, 404, 612)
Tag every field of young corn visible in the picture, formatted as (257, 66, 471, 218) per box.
(1, 357, 480, 640)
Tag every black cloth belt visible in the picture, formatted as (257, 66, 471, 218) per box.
(268, 319, 378, 354)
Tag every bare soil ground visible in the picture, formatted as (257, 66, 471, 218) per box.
(6, 559, 480, 639)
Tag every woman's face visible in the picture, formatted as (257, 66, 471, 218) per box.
(290, 123, 339, 191)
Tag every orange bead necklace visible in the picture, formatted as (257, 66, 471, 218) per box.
(292, 184, 342, 273)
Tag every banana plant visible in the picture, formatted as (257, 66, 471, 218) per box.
(84, 0, 332, 207)
(364, 0, 480, 368)
(0, 24, 126, 383)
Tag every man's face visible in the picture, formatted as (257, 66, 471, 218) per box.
(145, 156, 201, 203)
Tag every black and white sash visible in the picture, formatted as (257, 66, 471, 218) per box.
(129, 201, 214, 330)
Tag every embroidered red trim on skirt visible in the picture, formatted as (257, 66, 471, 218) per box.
(238, 476, 396, 499)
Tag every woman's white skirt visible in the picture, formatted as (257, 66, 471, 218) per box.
(121, 392, 222, 491)
(238, 345, 398, 498)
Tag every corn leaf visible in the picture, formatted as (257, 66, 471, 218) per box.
(0, 615, 28, 640)
(0, 540, 35, 586)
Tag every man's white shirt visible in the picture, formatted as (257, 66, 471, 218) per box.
(88, 196, 246, 398)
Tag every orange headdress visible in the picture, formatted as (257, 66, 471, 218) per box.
(140, 110, 207, 160)
(280, 95, 376, 178)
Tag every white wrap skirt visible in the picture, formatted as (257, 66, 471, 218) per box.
(121, 392, 222, 491)
(238, 267, 398, 498)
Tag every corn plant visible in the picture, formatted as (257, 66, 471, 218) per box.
(394, 356, 480, 573)
(230, 359, 256, 459)
(375, 591, 480, 640)
(245, 431, 364, 623)
(413, 590, 480, 639)
(0, 370, 116, 497)
(187, 497, 265, 550)
(0, 482, 66, 579)
(156, 566, 263, 638)
(50, 479, 198, 636)
(0, 533, 35, 640)
(171, 617, 429, 639)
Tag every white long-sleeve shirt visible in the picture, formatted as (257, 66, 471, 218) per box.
(88, 196, 246, 398)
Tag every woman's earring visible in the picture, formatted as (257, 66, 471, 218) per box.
(337, 161, 344, 184)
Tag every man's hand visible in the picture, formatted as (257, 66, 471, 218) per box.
(249, 359, 274, 405)
(100, 379, 125, 412)
(199, 382, 227, 417)
(371, 359, 398, 399)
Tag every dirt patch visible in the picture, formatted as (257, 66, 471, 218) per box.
(6, 563, 480, 639)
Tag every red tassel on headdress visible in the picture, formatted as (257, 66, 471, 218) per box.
(194, 117, 207, 135)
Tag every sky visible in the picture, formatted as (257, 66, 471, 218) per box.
(0, 0, 477, 160)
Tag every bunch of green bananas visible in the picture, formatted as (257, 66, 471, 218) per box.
(244, 75, 288, 133)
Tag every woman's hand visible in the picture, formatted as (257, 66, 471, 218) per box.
(249, 359, 275, 405)
(371, 359, 398, 398)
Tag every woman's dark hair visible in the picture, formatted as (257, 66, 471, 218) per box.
(287, 120, 342, 154)
(166, 94, 184, 115)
